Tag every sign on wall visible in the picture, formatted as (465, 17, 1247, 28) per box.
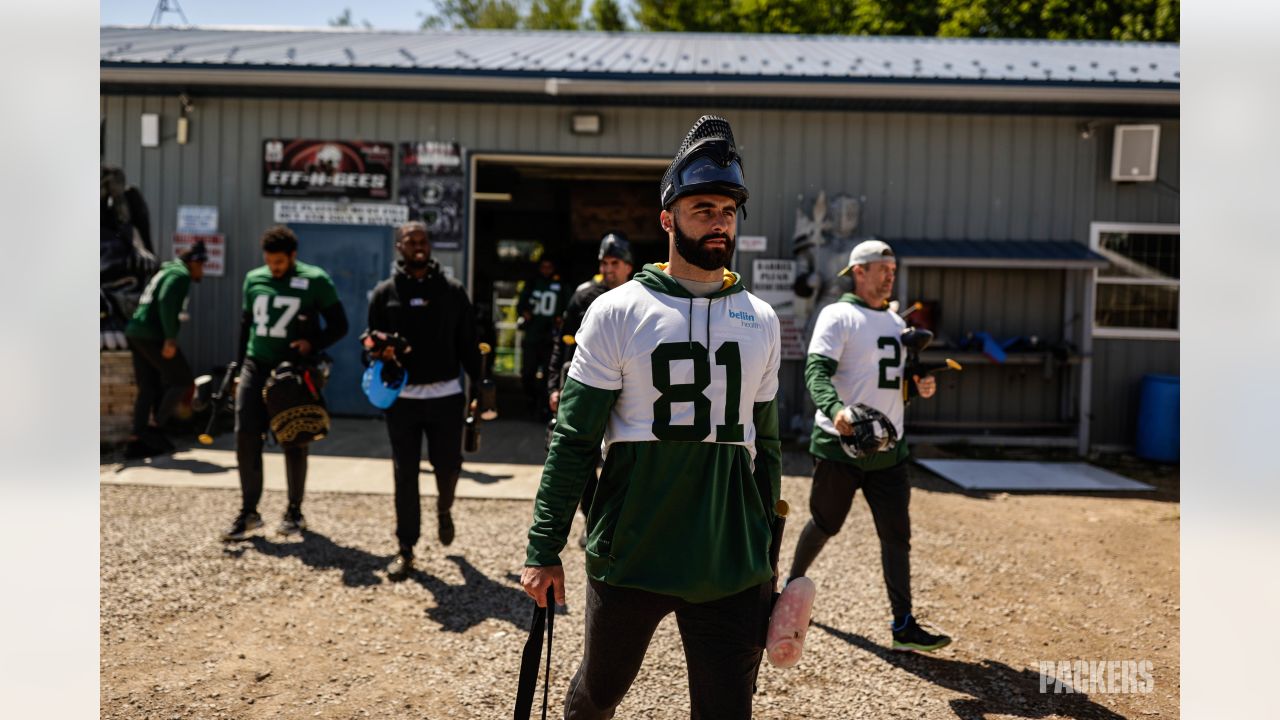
(176, 205, 218, 235)
(751, 258, 797, 313)
(738, 235, 768, 253)
(262, 139, 393, 199)
(273, 201, 409, 226)
(398, 141, 465, 251)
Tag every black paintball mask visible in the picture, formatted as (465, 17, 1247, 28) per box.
(660, 115, 749, 211)
(598, 232, 634, 265)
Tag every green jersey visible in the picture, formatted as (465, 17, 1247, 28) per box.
(517, 275, 568, 339)
(242, 261, 340, 365)
(125, 260, 191, 341)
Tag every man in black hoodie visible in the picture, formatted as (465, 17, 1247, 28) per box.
(366, 221, 482, 579)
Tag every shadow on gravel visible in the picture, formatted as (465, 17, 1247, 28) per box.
(244, 531, 387, 588)
(117, 455, 233, 474)
(814, 622, 1126, 720)
(409, 555, 529, 633)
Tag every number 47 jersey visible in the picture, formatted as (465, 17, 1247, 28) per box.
(567, 267, 780, 461)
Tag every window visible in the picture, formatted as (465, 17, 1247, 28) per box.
(1090, 222, 1179, 339)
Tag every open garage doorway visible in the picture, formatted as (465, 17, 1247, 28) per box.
(468, 154, 668, 420)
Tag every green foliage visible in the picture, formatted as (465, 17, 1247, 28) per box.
(632, 0, 1178, 40)
(329, 7, 374, 29)
(527, 0, 584, 29)
(420, 0, 522, 30)
(586, 0, 628, 30)
(934, 0, 1179, 41)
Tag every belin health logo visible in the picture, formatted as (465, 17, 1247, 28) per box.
(729, 309, 760, 329)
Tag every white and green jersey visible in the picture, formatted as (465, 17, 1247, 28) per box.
(568, 267, 780, 461)
(809, 294, 908, 439)
(527, 263, 784, 604)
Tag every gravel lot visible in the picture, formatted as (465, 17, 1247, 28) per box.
(101, 464, 1178, 719)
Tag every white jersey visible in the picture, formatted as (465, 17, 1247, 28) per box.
(567, 274, 780, 460)
(809, 298, 907, 438)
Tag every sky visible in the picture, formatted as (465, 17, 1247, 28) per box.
(100, 0, 637, 30)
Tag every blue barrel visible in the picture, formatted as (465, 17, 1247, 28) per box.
(1136, 374, 1179, 462)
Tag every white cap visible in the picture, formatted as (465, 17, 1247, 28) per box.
(837, 239, 895, 277)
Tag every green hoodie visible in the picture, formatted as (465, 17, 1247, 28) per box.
(125, 260, 192, 341)
(525, 263, 782, 603)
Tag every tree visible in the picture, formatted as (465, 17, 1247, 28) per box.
(527, 0, 583, 29)
(328, 7, 373, 29)
(420, 0, 522, 30)
(936, 0, 1178, 41)
(633, 0, 1177, 40)
(586, 0, 627, 30)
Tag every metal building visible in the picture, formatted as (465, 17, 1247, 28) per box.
(100, 26, 1179, 452)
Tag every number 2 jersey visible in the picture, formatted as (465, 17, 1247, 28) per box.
(526, 263, 782, 603)
(806, 293, 910, 470)
(242, 261, 340, 366)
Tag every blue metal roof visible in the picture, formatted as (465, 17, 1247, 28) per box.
(890, 239, 1108, 267)
(101, 25, 1178, 88)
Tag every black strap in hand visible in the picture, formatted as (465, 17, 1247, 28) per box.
(514, 586, 555, 720)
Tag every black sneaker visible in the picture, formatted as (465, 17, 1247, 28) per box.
(892, 615, 952, 653)
(387, 552, 414, 581)
(278, 509, 307, 536)
(437, 511, 455, 547)
(221, 512, 263, 541)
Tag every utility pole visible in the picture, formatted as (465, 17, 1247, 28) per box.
(150, 0, 189, 26)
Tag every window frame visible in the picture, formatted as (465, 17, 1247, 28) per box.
(1089, 221, 1180, 340)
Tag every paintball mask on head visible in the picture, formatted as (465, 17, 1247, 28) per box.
(660, 115, 749, 211)
(598, 232, 634, 265)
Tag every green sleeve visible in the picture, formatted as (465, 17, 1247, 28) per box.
(242, 274, 253, 312)
(752, 399, 782, 517)
(156, 274, 191, 340)
(315, 274, 340, 309)
(526, 377, 618, 567)
(805, 353, 845, 423)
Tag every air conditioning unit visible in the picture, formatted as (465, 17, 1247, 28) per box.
(1111, 124, 1161, 182)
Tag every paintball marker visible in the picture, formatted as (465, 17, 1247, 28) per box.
(196, 361, 238, 445)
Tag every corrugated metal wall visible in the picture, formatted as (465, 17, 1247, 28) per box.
(99, 93, 1178, 446)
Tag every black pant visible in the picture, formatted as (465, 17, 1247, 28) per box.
(565, 578, 770, 720)
(385, 394, 466, 553)
(805, 459, 913, 620)
(126, 336, 192, 436)
(234, 357, 308, 516)
(521, 336, 552, 408)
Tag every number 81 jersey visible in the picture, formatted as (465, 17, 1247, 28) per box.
(567, 269, 780, 461)
(242, 261, 340, 366)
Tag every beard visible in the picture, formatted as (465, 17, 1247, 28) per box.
(673, 218, 735, 272)
(402, 251, 430, 270)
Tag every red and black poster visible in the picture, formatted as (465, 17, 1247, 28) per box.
(262, 139, 393, 199)
(398, 141, 465, 251)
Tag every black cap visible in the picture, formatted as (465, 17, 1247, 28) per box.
(179, 240, 209, 264)
(598, 233, 634, 265)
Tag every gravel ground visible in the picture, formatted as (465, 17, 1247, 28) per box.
(101, 468, 1178, 719)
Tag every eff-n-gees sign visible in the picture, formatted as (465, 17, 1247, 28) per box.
(262, 139, 393, 199)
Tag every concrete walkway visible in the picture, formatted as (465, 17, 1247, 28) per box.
(100, 417, 551, 501)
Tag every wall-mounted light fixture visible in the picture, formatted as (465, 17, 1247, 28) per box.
(571, 113, 602, 136)
(177, 93, 193, 145)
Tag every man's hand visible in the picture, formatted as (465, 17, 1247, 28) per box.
(379, 345, 396, 362)
(913, 374, 937, 399)
(290, 339, 313, 356)
(161, 339, 178, 360)
(520, 565, 566, 608)
(549, 390, 560, 413)
(834, 406, 855, 436)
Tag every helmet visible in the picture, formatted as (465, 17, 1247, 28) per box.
(598, 232, 634, 265)
(361, 359, 407, 410)
(660, 115, 749, 210)
(264, 362, 331, 447)
(838, 403, 899, 459)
